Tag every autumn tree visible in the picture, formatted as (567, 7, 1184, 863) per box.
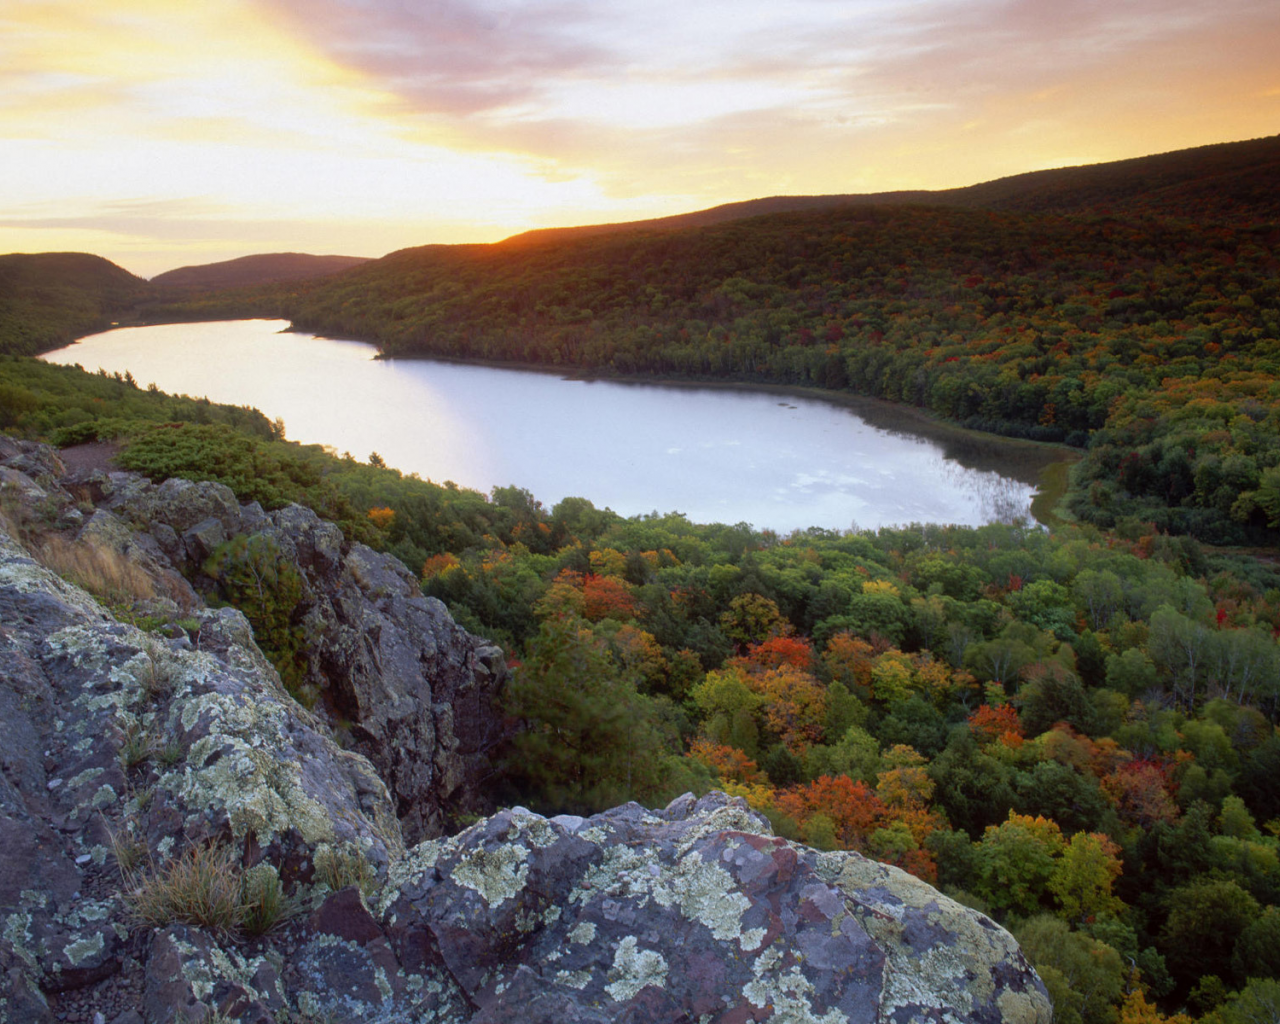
(1049, 831, 1124, 924)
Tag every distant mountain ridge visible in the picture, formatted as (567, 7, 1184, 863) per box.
(500, 134, 1280, 246)
(149, 252, 371, 290)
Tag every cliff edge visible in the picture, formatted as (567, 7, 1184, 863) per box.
(0, 440, 1051, 1024)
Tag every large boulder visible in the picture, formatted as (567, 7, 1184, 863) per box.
(0, 518, 403, 1023)
(364, 792, 1052, 1024)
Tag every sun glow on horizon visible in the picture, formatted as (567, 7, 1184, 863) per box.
(2, 0, 1277, 277)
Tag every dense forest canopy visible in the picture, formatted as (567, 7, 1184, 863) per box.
(3, 134, 1280, 1024)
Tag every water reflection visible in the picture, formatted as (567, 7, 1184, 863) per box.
(42, 319, 1064, 532)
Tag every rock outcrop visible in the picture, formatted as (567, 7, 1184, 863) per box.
(79, 468, 507, 843)
(0, 441, 1052, 1024)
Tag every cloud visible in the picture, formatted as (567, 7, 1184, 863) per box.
(257, 0, 619, 117)
(249, 0, 1278, 202)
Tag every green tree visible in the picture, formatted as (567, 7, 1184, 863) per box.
(1049, 831, 1124, 924)
(1233, 906, 1280, 983)
(507, 614, 677, 812)
(204, 533, 311, 704)
(973, 812, 1066, 917)
(1159, 878, 1260, 988)
(1015, 915, 1125, 1024)
(1219, 978, 1280, 1024)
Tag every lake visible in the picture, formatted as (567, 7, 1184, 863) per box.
(42, 319, 1063, 532)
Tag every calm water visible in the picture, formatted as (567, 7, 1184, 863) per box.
(43, 319, 1057, 532)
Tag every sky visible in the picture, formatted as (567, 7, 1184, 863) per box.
(2, 0, 1278, 278)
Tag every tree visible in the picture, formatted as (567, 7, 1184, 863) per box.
(1018, 661, 1091, 736)
(974, 812, 1066, 917)
(1220, 978, 1280, 1024)
(203, 533, 310, 704)
(1014, 760, 1112, 836)
(876, 745, 934, 810)
(968, 703, 1024, 748)
(1015, 915, 1125, 1024)
(508, 614, 675, 812)
(1116, 979, 1192, 1024)
(1159, 878, 1260, 987)
(719, 593, 791, 647)
(1233, 906, 1280, 983)
(1148, 605, 1213, 709)
(1049, 831, 1124, 924)
(1074, 569, 1127, 632)
(748, 664, 829, 756)
(775, 775, 886, 850)
(1102, 760, 1180, 829)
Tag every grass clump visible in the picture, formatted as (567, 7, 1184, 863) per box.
(118, 719, 155, 769)
(122, 840, 300, 937)
(33, 534, 156, 607)
(156, 740, 185, 768)
(240, 863, 301, 937)
(313, 843, 378, 898)
(124, 841, 246, 934)
(108, 823, 148, 876)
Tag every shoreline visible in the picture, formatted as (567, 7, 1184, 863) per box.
(64, 316, 1080, 530)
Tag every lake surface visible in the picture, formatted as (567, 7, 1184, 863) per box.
(42, 319, 1059, 532)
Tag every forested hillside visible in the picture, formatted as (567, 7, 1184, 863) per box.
(144, 135, 1280, 544)
(0, 252, 147, 356)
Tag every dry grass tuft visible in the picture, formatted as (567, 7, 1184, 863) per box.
(121, 840, 301, 938)
(313, 844, 378, 897)
(35, 534, 155, 606)
(123, 841, 247, 935)
(108, 822, 149, 877)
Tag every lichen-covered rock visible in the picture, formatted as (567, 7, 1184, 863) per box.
(0, 442, 1051, 1024)
(362, 792, 1052, 1024)
(102, 478, 507, 844)
(0, 517, 403, 1022)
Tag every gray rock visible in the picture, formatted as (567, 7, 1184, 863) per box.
(108, 484, 507, 844)
(365, 793, 1052, 1024)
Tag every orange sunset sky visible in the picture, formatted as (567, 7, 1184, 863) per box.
(2, 0, 1278, 278)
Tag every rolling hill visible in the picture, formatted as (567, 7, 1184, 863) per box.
(0, 252, 147, 356)
(149, 251, 370, 291)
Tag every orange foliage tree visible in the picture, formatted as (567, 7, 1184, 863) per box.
(582, 573, 638, 622)
(968, 704, 1025, 748)
(686, 738, 764, 785)
(746, 664, 829, 755)
(730, 634, 816, 673)
(776, 775, 886, 849)
(1101, 760, 1181, 828)
(822, 632, 875, 693)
